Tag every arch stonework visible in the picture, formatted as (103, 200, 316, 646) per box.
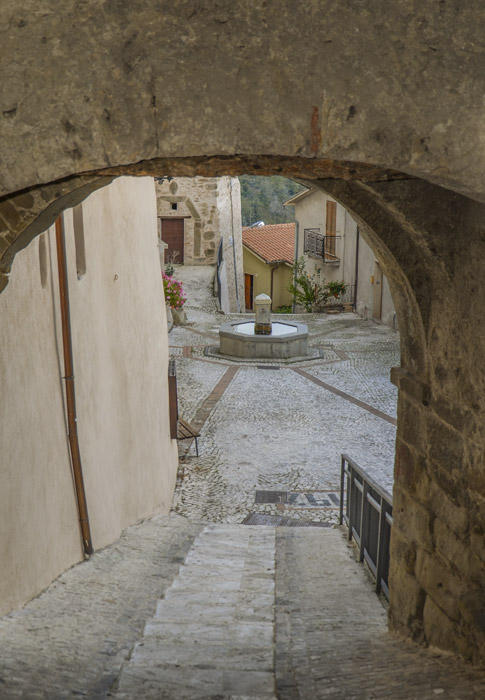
(2, 0, 485, 664)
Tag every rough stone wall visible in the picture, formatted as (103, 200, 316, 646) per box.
(0, 177, 178, 615)
(155, 176, 243, 311)
(156, 176, 219, 266)
(0, 2, 484, 202)
(312, 177, 485, 665)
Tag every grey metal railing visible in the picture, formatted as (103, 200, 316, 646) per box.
(340, 454, 393, 600)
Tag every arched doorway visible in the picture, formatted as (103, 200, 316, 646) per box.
(1, 0, 485, 664)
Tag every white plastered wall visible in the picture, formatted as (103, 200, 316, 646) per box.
(0, 176, 178, 615)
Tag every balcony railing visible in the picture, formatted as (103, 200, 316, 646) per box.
(340, 454, 393, 600)
(303, 228, 341, 263)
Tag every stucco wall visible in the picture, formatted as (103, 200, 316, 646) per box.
(243, 248, 292, 310)
(356, 230, 396, 327)
(293, 191, 350, 285)
(0, 176, 178, 615)
(217, 177, 244, 314)
(243, 248, 269, 305)
(272, 265, 293, 309)
(292, 190, 396, 323)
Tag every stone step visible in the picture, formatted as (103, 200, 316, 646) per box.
(114, 523, 278, 699)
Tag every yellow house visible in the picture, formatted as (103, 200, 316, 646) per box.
(242, 223, 295, 310)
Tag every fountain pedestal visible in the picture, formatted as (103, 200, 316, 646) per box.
(254, 293, 272, 335)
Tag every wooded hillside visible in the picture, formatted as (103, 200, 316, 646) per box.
(239, 176, 306, 227)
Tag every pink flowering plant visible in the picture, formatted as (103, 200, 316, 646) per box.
(162, 273, 187, 309)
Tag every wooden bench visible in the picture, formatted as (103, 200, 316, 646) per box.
(177, 417, 200, 456)
(169, 358, 200, 456)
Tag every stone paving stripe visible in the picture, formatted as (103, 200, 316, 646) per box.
(179, 325, 217, 341)
(292, 367, 397, 426)
(189, 366, 239, 433)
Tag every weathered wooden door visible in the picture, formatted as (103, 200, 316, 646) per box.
(161, 218, 184, 264)
(373, 261, 383, 320)
(244, 274, 254, 310)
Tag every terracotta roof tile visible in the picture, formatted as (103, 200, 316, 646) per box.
(242, 223, 295, 265)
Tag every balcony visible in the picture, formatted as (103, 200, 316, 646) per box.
(303, 228, 341, 263)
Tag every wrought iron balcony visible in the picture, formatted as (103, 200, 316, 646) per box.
(303, 228, 341, 263)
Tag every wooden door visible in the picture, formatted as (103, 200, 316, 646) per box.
(244, 274, 254, 310)
(373, 261, 383, 320)
(325, 200, 337, 257)
(161, 218, 184, 264)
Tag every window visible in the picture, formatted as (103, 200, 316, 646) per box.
(171, 202, 178, 211)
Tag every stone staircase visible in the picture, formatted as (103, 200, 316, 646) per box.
(114, 524, 277, 699)
(2, 516, 485, 699)
(113, 523, 485, 700)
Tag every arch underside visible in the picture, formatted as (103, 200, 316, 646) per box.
(2, 0, 485, 666)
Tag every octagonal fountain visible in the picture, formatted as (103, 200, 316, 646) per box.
(219, 294, 308, 360)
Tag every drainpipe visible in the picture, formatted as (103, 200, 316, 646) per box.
(270, 263, 279, 310)
(353, 226, 360, 312)
(55, 216, 93, 557)
(292, 220, 299, 313)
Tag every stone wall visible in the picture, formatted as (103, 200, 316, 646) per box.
(313, 176, 485, 665)
(156, 176, 243, 312)
(0, 0, 485, 666)
(0, 177, 178, 615)
(156, 176, 219, 266)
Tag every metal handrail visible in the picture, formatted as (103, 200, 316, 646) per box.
(340, 454, 393, 600)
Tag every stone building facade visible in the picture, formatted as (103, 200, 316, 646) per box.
(0, 177, 178, 616)
(156, 176, 244, 312)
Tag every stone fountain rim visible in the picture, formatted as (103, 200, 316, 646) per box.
(219, 320, 308, 343)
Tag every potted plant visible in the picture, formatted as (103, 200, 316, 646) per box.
(327, 280, 347, 300)
(288, 257, 328, 312)
(162, 272, 187, 325)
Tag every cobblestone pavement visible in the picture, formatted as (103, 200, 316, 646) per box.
(2, 265, 485, 697)
(275, 528, 485, 700)
(170, 265, 399, 524)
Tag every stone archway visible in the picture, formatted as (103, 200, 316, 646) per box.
(2, 0, 485, 665)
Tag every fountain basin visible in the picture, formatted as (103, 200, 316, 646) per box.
(219, 320, 308, 359)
